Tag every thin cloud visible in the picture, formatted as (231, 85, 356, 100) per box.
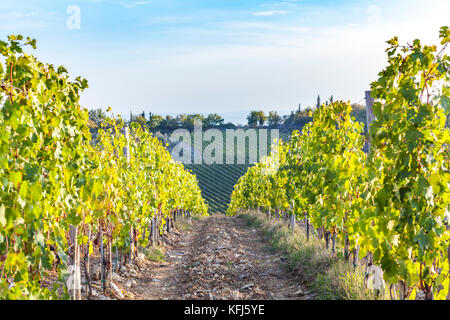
(0, 11, 45, 30)
(120, 1, 149, 9)
(252, 10, 289, 16)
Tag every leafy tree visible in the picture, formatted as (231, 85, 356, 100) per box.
(134, 114, 147, 128)
(147, 112, 164, 130)
(268, 111, 282, 128)
(89, 108, 107, 126)
(247, 110, 267, 127)
(184, 114, 205, 130)
(257, 111, 267, 126)
(129, 110, 134, 123)
(204, 113, 224, 128)
(247, 111, 259, 127)
(177, 114, 188, 125)
(159, 115, 180, 132)
(282, 108, 313, 130)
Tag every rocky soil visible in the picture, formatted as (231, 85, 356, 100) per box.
(79, 214, 314, 300)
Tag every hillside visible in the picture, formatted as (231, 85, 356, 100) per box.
(184, 164, 251, 213)
(177, 129, 291, 213)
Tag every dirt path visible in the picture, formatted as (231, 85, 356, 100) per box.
(124, 214, 308, 300)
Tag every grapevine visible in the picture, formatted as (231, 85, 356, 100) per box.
(228, 27, 450, 299)
(0, 35, 207, 299)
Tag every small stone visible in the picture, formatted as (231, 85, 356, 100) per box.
(111, 272, 122, 282)
(129, 269, 139, 277)
(137, 252, 146, 261)
(110, 282, 124, 299)
(293, 288, 305, 297)
(240, 283, 254, 290)
(90, 289, 98, 297)
(238, 273, 247, 280)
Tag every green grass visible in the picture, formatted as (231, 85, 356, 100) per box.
(142, 246, 166, 263)
(176, 218, 193, 232)
(175, 215, 205, 231)
(238, 210, 383, 300)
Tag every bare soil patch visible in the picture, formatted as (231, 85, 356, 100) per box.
(127, 214, 307, 300)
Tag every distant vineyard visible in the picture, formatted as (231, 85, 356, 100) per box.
(185, 164, 251, 213)
(177, 130, 290, 213)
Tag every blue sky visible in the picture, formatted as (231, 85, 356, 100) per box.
(0, 0, 449, 124)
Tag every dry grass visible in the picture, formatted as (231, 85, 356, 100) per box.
(142, 246, 166, 263)
(238, 210, 382, 300)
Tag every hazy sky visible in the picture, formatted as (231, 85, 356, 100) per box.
(0, 0, 449, 124)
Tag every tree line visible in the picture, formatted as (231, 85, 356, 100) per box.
(88, 96, 368, 135)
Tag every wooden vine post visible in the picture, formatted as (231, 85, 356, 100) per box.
(365, 90, 375, 151)
(447, 244, 450, 300)
(84, 226, 92, 297)
(363, 90, 375, 267)
(290, 214, 296, 234)
(108, 237, 113, 284)
(115, 246, 119, 272)
(324, 230, 330, 250)
(69, 225, 81, 300)
(171, 212, 175, 229)
(167, 215, 171, 232)
(129, 229, 134, 263)
(122, 126, 134, 264)
(156, 213, 161, 244)
(344, 235, 350, 261)
(152, 216, 155, 246)
(99, 227, 106, 293)
(149, 217, 154, 246)
(331, 232, 336, 254)
(304, 212, 310, 241)
(156, 214, 160, 245)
